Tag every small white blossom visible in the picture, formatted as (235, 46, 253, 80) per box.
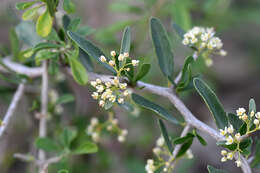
(220, 127, 227, 136)
(118, 135, 125, 142)
(123, 90, 129, 96)
(235, 160, 242, 167)
(250, 111, 255, 117)
(132, 60, 139, 66)
(118, 98, 124, 104)
(256, 112, 260, 119)
(225, 135, 234, 145)
(109, 60, 115, 66)
(92, 132, 100, 142)
(227, 152, 234, 160)
(254, 119, 259, 125)
(112, 119, 118, 125)
(99, 100, 105, 107)
(107, 125, 113, 131)
(153, 147, 161, 155)
(242, 114, 248, 121)
(96, 85, 105, 93)
(119, 83, 127, 90)
(221, 157, 227, 162)
(118, 54, 124, 61)
(100, 55, 106, 62)
(236, 108, 246, 116)
(105, 82, 112, 88)
(110, 50, 116, 56)
(109, 95, 116, 102)
(156, 136, 165, 147)
(221, 150, 227, 156)
(123, 52, 129, 57)
(227, 125, 234, 134)
(92, 92, 99, 99)
(122, 129, 128, 136)
(186, 149, 194, 159)
(91, 117, 99, 126)
(145, 159, 155, 173)
(91, 81, 97, 87)
(235, 133, 241, 140)
(220, 49, 227, 56)
(112, 77, 119, 86)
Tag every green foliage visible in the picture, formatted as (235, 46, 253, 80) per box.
(72, 142, 98, 155)
(216, 141, 237, 151)
(193, 130, 207, 146)
(207, 165, 228, 173)
(176, 137, 193, 158)
(56, 94, 75, 105)
(120, 26, 131, 54)
(63, 0, 76, 14)
(16, 1, 36, 10)
(158, 119, 173, 153)
(249, 98, 256, 114)
(133, 64, 151, 83)
(58, 170, 69, 173)
(35, 137, 61, 152)
(174, 133, 194, 145)
(36, 9, 53, 37)
(251, 139, 260, 168)
(22, 6, 39, 21)
(228, 113, 243, 131)
(9, 28, 20, 60)
(132, 93, 181, 125)
(150, 17, 174, 83)
(194, 78, 228, 129)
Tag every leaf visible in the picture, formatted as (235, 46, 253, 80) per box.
(16, 1, 36, 10)
(9, 28, 20, 59)
(56, 94, 75, 105)
(240, 138, 252, 150)
(134, 64, 150, 82)
(72, 142, 98, 155)
(68, 55, 88, 85)
(78, 48, 93, 72)
(118, 101, 134, 112)
(216, 141, 237, 151)
(36, 9, 53, 37)
(228, 113, 243, 131)
(58, 170, 69, 173)
(120, 26, 131, 54)
(193, 78, 228, 129)
(249, 98, 256, 114)
(193, 130, 207, 146)
(35, 137, 60, 152)
(176, 56, 194, 92)
(172, 22, 185, 40)
(60, 128, 77, 148)
(35, 50, 58, 64)
(158, 119, 173, 153)
(34, 42, 62, 52)
(150, 17, 174, 82)
(62, 15, 71, 31)
(68, 18, 81, 32)
(132, 93, 181, 125)
(174, 133, 194, 144)
(109, 3, 143, 14)
(176, 138, 193, 158)
(22, 6, 39, 21)
(46, 0, 57, 16)
(207, 165, 228, 173)
(239, 123, 247, 135)
(67, 31, 116, 73)
(251, 139, 260, 168)
(63, 0, 76, 14)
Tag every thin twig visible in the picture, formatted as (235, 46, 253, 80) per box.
(0, 83, 25, 139)
(38, 61, 48, 173)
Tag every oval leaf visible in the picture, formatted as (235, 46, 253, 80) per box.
(22, 6, 39, 21)
(249, 98, 256, 114)
(67, 31, 116, 73)
(207, 165, 228, 173)
(132, 93, 181, 125)
(72, 142, 98, 155)
(120, 26, 131, 54)
(63, 0, 76, 14)
(228, 113, 243, 131)
(193, 78, 228, 129)
(134, 64, 150, 82)
(35, 137, 60, 152)
(16, 1, 36, 10)
(150, 17, 174, 82)
(36, 9, 53, 37)
(68, 56, 88, 85)
(158, 119, 173, 153)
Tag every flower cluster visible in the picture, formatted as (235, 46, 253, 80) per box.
(145, 136, 193, 173)
(90, 77, 130, 109)
(219, 107, 260, 167)
(182, 26, 227, 66)
(86, 113, 128, 143)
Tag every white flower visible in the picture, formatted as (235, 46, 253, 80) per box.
(227, 125, 234, 134)
(123, 52, 129, 57)
(87, 125, 93, 135)
(109, 95, 116, 102)
(49, 89, 58, 103)
(236, 108, 246, 116)
(235, 133, 241, 140)
(55, 105, 64, 114)
(254, 119, 259, 125)
(163, 168, 167, 172)
(118, 54, 124, 61)
(225, 135, 234, 145)
(96, 78, 102, 84)
(109, 60, 115, 66)
(122, 129, 128, 136)
(156, 136, 165, 147)
(255, 112, 260, 119)
(205, 58, 213, 67)
(182, 38, 189, 45)
(96, 85, 105, 93)
(123, 90, 129, 96)
(153, 147, 161, 154)
(100, 55, 106, 62)
(91, 117, 99, 126)
(250, 111, 255, 117)
(145, 159, 155, 173)
(90, 81, 97, 87)
(105, 82, 111, 88)
(220, 49, 227, 56)
(221, 150, 227, 156)
(132, 60, 139, 66)
(220, 127, 227, 136)
(110, 50, 116, 56)
(221, 157, 227, 162)
(112, 119, 118, 125)
(112, 77, 119, 86)
(242, 114, 248, 121)
(99, 100, 105, 107)
(119, 83, 127, 90)
(92, 132, 100, 142)
(118, 98, 124, 104)
(190, 37, 198, 44)
(118, 135, 125, 142)
(107, 125, 112, 131)
(227, 152, 233, 160)
(201, 33, 209, 41)
(186, 149, 194, 159)
(235, 160, 242, 167)
(91, 92, 99, 99)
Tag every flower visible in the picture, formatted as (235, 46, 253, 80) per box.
(153, 147, 161, 155)
(235, 133, 241, 140)
(91, 117, 99, 126)
(256, 112, 260, 119)
(118, 135, 125, 142)
(220, 127, 227, 136)
(118, 98, 124, 104)
(91, 81, 97, 87)
(186, 149, 194, 159)
(91, 92, 99, 99)
(254, 119, 259, 125)
(100, 55, 106, 62)
(145, 159, 155, 173)
(227, 125, 234, 134)
(109, 60, 115, 66)
(225, 135, 234, 145)
(118, 54, 124, 61)
(221, 150, 227, 156)
(221, 157, 227, 162)
(242, 114, 248, 121)
(132, 60, 139, 66)
(119, 83, 127, 90)
(156, 136, 165, 147)
(250, 111, 255, 117)
(227, 152, 233, 160)
(235, 160, 242, 167)
(236, 108, 246, 116)
(110, 50, 116, 56)
(99, 100, 105, 107)
(123, 52, 129, 57)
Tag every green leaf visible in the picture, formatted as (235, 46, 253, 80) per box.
(36, 9, 53, 37)
(249, 98, 256, 114)
(109, 3, 143, 14)
(22, 6, 39, 21)
(193, 130, 207, 146)
(172, 22, 185, 40)
(174, 133, 194, 144)
(158, 119, 173, 153)
(46, 0, 57, 16)
(150, 17, 174, 82)
(56, 94, 75, 105)
(62, 15, 71, 31)
(240, 138, 252, 150)
(68, 18, 81, 32)
(239, 123, 247, 135)
(34, 42, 62, 52)
(193, 78, 228, 129)
(63, 0, 76, 14)
(251, 139, 260, 168)
(228, 113, 243, 131)
(78, 48, 93, 72)
(9, 28, 20, 59)
(67, 31, 116, 73)
(58, 170, 69, 173)
(35, 137, 60, 152)
(68, 55, 88, 85)
(60, 128, 77, 148)
(16, 1, 36, 10)
(216, 141, 237, 151)
(207, 165, 228, 173)
(72, 142, 98, 155)
(134, 64, 150, 82)
(176, 56, 194, 92)
(176, 138, 193, 158)
(35, 50, 58, 64)
(120, 26, 131, 54)
(132, 93, 181, 125)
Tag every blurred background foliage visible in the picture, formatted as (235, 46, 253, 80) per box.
(0, 0, 260, 172)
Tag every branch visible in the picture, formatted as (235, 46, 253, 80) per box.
(38, 61, 48, 173)
(0, 59, 252, 173)
(0, 83, 25, 139)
